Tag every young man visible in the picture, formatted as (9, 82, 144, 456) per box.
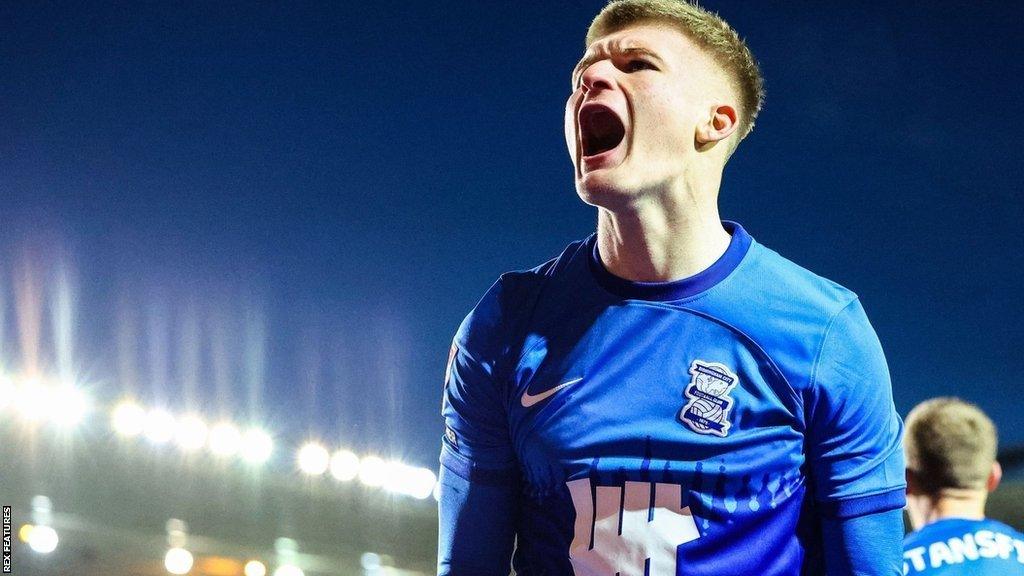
(903, 398, 1024, 575)
(439, 1, 906, 574)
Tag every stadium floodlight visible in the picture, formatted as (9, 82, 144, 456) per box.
(433, 480, 441, 502)
(382, 461, 409, 494)
(112, 401, 147, 437)
(240, 428, 274, 464)
(360, 552, 382, 570)
(357, 456, 388, 487)
(379, 462, 435, 498)
(50, 386, 90, 429)
(273, 565, 304, 576)
(18, 524, 33, 543)
(15, 382, 50, 422)
(209, 422, 242, 457)
(329, 450, 360, 482)
(145, 409, 177, 445)
(244, 560, 268, 576)
(175, 415, 208, 452)
(164, 547, 194, 575)
(27, 525, 58, 554)
(409, 467, 438, 500)
(297, 443, 329, 476)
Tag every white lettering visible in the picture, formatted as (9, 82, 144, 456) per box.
(948, 533, 979, 562)
(994, 533, 1014, 559)
(910, 530, 1024, 572)
(567, 478, 700, 576)
(929, 541, 956, 568)
(977, 530, 998, 558)
(904, 546, 927, 573)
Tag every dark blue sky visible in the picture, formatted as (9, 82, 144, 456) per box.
(1, 1, 1022, 466)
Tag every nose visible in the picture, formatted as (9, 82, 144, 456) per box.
(579, 59, 617, 93)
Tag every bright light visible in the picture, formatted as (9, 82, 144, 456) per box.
(240, 429, 274, 464)
(358, 456, 388, 487)
(244, 560, 268, 576)
(297, 443, 329, 476)
(15, 383, 50, 422)
(198, 556, 243, 575)
(408, 467, 438, 500)
(175, 415, 208, 452)
(10, 380, 89, 428)
(145, 410, 176, 444)
(382, 461, 409, 494)
(433, 480, 442, 501)
(360, 552, 382, 570)
(28, 525, 58, 554)
(50, 386, 90, 429)
(330, 450, 360, 481)
(273, 565, 304, 576)
(18, 524, 33, 543)
(164, 547, 194, 575)
(0, 377, 14, 411)
(112, 401, 147, 437)
(209, 423, 242, 457)
(376, 462, 436, 499)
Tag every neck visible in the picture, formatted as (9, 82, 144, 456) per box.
(907, 489, 987, 530)
(595, 180, 729, 282)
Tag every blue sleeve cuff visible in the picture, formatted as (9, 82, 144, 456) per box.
(821, 508, 904, 575)
(818, 487, 906, 520)
(440, 443, 520, 487)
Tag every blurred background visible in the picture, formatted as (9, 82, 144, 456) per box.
(1, 1, 1022, 574)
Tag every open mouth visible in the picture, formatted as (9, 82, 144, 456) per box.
(579, 104, 626, 158)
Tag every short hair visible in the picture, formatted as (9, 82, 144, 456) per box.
(904, 397, 998, 493)
(586, 0, 765, 143)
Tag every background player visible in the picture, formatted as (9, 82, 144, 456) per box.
(903, 398, 1024, 574)
(439, 1, 906, 574)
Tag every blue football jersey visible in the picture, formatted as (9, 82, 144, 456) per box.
(904, 518, 1024, 575)
(440, 222, 905, 575)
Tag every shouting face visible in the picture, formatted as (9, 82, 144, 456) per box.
(565, 23, 737, 209)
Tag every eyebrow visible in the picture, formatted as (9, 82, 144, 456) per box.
(572, 46, 664, 84)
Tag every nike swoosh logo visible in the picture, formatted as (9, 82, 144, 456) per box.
(520, 377, 583, 408)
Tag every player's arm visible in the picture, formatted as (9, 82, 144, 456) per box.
(437, 460, 519, 575)
(822, 509, 904, 576)
(438, 280, 522, 576)
(806, 298, 906, 576)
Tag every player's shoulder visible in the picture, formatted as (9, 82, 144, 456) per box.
(455, 237, 590, 355)
(979, 517, 1024, 540)
(904, 517, 1024, 548)
(739, 238, 859, 320)
(699, 228, 879, 392)
(706, 230, 864, 346)
(902, 518, 963, 550)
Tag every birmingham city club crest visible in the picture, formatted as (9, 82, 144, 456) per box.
(679, 360, 738, 437)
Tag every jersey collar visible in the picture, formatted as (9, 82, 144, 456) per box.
(587, 221, 752, 302)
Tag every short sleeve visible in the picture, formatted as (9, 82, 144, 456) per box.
(440, 279, 520, 485)
(805, 297, 906, 519)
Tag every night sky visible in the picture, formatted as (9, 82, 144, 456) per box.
(2, 1, 1022, 469)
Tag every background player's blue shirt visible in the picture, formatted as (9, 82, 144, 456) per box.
(440, 222, 906, 575)
(904, 518, 1024, 575)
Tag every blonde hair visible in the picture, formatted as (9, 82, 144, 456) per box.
(904, 397, 998, 493)
(586, 0, 764, 142)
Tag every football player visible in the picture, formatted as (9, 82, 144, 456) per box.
(439, 1, 906, 574)
(903, 398, 1024, 575)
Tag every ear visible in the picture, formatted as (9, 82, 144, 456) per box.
(695, 103, 739, 147)
(987, 461, 1002, 492)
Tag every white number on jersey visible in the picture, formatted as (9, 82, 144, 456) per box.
(567, 478, 700, 576)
